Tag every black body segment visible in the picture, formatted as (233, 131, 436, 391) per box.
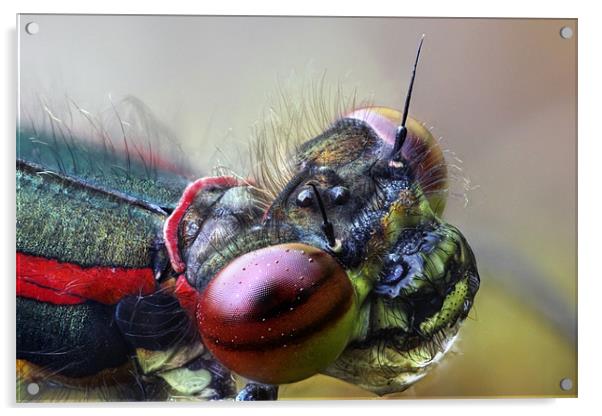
(17, 297, 131, 378)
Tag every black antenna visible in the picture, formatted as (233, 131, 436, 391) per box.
(308, 183, 336, 247)
(391, 35, 425, 161)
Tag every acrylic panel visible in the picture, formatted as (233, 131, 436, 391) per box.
(16, 15, 577, 401)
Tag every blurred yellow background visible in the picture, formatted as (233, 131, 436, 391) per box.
(19, 15, 577, 398)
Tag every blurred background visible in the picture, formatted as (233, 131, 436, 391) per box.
(18, 15, 577, 398)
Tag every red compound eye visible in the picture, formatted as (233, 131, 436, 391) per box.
(197, 243, 357, 385)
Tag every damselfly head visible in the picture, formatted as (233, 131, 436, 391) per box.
(166, 36, 479, 393)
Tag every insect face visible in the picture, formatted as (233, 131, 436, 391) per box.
(165, 39, 479, 394)
(168, 105, 478, 393)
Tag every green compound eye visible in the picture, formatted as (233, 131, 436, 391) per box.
(197, 243, 358, 385)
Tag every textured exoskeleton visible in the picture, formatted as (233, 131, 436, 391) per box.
(17, 69, 479, 401)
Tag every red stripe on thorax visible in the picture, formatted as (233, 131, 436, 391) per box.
(16, 252, 156, 305)
(17, 278, 84, 304)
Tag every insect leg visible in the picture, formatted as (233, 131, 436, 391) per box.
(235, 383, 279, 401)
